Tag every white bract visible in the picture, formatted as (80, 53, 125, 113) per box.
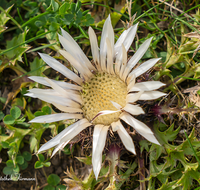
(26, 15, 166, 179)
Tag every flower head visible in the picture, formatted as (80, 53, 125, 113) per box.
(26, 15, 166, 179)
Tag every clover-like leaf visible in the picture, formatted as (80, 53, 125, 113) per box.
(34, 161, 43, 169)
(10, 106, 21, 119)
(20, 160, 28, 170)
(6, 160, 14, 167)
(3, 166, 13, 175)
(43, 162, 51, 167)
(43, 185, 55, 190)
(55, 185, 67, 190)
(22, 151, 32, 161)
(64, 14, 74, 25)
(59, 2, 70, 15)
(51, 0, 59, 12)
(38, 154, 45, 162)
(3, 115, 15, 125)
(42, 106, 51, 114)
(47, 174, 60, 186)
(1, 141, 10, 148)
(16, 156, 24, 165)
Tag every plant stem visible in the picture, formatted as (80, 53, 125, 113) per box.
(42, 167, 48, 180)
(138, 152, 146, 190)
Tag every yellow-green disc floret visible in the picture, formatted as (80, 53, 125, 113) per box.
(81, 72, 127, 125)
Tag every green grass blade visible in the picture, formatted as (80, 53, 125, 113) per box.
(184, 130, 200, 165)
(0, 31, 52, 56)
(179, 76, 200, 81)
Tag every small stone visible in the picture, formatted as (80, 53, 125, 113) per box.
(44, 166, 54, 174)
(52, 155, 61, 166)
(55, 166, 63, 175)
(62, 159, 68, 170)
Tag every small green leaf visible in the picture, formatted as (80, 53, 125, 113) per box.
(0, 5, 13, 33)
(6, 160, 14, 167)
(49, 31, 56, 40)
(63, 144, 74, 155)
(38, 154, 45, 162)
(82, 9, 90, 16)
(157, 51, 167, 62)
(43, 162, 51, 167)
(20, 161, 28, 170)
(22, 151, 32, 161)
(3, 115, 15, 125)
(71, 3, 76, 14)
(1, 141, 10, 148)
(10, 106, 21, 119)
(42, 106, 51, 114)
(43, 123, 49, 128)
(13, 164, 20, 173)
(35, 111, 45, 117)
(0, 97, 6, 104)
(139, 140, 150, 152)
(48, 15, 57, 22)
(3, 166, 13, 175)
(5, 31, 30, 65)
(43, 185, 55, 190)
(49, 22, 59, 32)
(75, 1, 81, 12)
(35, 161, 43, 169)
(16, 122, 30, 128)
(35, 20, 44, 27)
(56, 185, 66, 190)
(11, 98, 25, 109)
(16, 117, 25, 123)
(82, 14, 94, 26)
(21, 87, 28, 95)
(9, 141, 17, 147)
(0, 111, 5, 120)
(30, 136, 38, 153)
(76, 10, 82, 19)
(64, 14, 74, 25)
(76, 156, 92, 165)
(47, 174, 60, 186)
(51, 0, 59, 12)
(16, 156, 24, 165)
(59, 2, 70, 15)
(30, 57, 45, 76)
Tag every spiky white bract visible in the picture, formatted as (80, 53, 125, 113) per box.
(129, 81, 165, 92)
(92, 125, 109, 179)
(116, 121, 136, 155)
(27, 16, 166, 180)
(37, 119, 91, 153)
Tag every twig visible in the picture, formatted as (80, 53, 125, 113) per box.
(138, 152, 146, 190)
(158, 0, 190, 19)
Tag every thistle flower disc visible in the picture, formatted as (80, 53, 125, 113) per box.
(81, 72, 127, 125)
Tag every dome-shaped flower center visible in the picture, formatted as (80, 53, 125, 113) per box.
(81, 72, 127, 125)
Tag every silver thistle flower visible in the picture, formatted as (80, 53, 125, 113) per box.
(26, 15, 166, 179)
